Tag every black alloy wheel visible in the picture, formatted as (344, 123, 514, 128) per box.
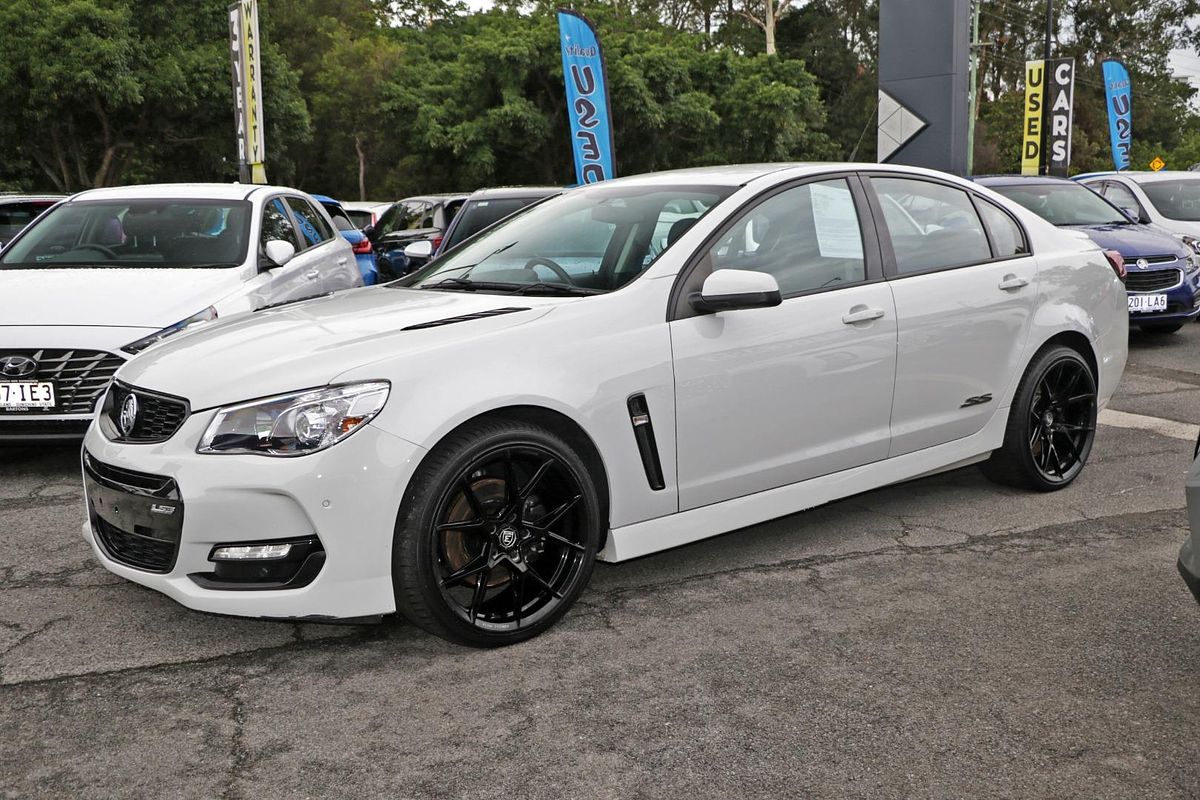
(982, 345, 1097, 491)
(393, 419, 600, 646)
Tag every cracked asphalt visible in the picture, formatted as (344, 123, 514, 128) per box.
(2, 325, 1199, 800)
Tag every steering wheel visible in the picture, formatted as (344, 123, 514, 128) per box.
(523, 257, 574, 285)
(75, 243, 118, 259)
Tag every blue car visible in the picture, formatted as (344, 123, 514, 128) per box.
(976, 175, 1200, 334)
(312, 194, 380, 286)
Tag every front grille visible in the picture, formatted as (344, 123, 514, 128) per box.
(0, 349, 123, 414)
(93, 515, 179, 572)
(101, 382, 189, 443)
(1126, 268, 1182, 293)
(1140, 255, 1180, 265)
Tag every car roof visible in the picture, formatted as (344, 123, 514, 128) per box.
(1075, 170, 1200, 184)
(972, 174, 1078, 188)
(464, 186, 562, 201)
(398, 193, 469, 204)
(0, 193, 66, 202)
(67, 183, 307, 202)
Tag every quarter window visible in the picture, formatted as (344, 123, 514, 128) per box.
(872, 177, 991, 273)
(975, 200, 1028, 258)
(705, 179, 866, 295)
(286, 197, 331, 248)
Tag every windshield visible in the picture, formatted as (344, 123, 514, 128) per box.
(0, 200, 57, 244)
(990, 183, 1129, 226)
(405, 184, 733, 295)
(1140, 179, 1200, 221)
(0, 199, 251, 269)
(374, 201, 427, 237)
(442, 196, 554, 252)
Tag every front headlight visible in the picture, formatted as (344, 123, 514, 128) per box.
(1174, 233, 1200, 256)
(122, 307, 218, 354)
(197, 381, 390, 457)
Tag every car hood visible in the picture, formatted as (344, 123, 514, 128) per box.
(0, 267, 244, 329)
(118, 286, 559, 409)
(1064, 224, 1188, 260)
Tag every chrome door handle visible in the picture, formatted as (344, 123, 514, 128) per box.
(998, 274, 1029, 291)
(305, 270, 321, 280)
(841, 306, 885, 325)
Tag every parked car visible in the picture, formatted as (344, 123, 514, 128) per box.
(80, 164, 1127, 646)
(977, 175, 1200, 334)
(365, 193, 467, 279)
(312, 194, 379, 285)
(340, 201, 393, 231)
(1182, 430, 1200, 606)
(401, 186, 562, 269)
(0, 193, 65, 248)
(1075, 171, 1200, 245)
(0, 183, 360, 441)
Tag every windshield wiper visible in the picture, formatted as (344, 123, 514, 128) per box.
(504, 282, 602, 296)
(420, 278, 600, 296)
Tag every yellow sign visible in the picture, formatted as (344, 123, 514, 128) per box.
(1021, 60, 1045, 175)
(1150, 156, 1166, 172)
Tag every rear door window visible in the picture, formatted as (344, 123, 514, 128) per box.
(871, 177, 992, 273)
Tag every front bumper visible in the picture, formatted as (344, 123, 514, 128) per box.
(82, 414, 426, 620)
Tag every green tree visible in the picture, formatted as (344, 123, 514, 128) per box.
(0, 0, 310, 192)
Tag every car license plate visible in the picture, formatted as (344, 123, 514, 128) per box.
(1128, 293, 1168, 313)
(0, 382, 55, 409)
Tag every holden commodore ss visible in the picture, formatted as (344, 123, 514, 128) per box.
(80, 164, 1128, 646)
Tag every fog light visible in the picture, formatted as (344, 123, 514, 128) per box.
(212, 543, 293, 560)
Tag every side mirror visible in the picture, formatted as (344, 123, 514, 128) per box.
(362, 223, 375, 239)
(264, 239, 296, 268)
(689, 269, 782, 314)
(404, 240, 433, 259)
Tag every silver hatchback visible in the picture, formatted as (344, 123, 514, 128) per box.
(1181, 433, 1200, 603)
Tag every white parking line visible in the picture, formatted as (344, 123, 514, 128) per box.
(1098, 409, 1199, 442)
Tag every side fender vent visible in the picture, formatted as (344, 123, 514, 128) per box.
(402, 306, 530, 331)
(627, 393, 666, 491)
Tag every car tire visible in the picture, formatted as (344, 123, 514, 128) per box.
(392, 418, 601, 646)
(981, 345, 1097, 492)
(1139, 322, 1184, 334)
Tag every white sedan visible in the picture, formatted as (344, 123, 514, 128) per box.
(80, 164, 1128, 646)
(0, 183, 360, 441)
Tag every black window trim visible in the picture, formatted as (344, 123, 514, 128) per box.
(667, 171, 885, 322)
(860, 172, 1034, 281)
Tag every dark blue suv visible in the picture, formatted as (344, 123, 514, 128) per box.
(976, 176, 1200, 334)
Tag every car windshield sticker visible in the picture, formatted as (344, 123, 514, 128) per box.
(810, 182, 863, 259)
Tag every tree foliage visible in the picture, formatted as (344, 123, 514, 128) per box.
(0, 0, 1196, 197)
(0, 0, 310, 192)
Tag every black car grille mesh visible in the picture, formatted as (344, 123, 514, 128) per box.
(102, 382, 190, 444)
(93, 515, 179, 573)
(0, 349, 123, 414)
(1126, 268, 1182, 293)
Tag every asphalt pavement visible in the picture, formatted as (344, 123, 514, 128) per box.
(2, 324, 1199, 799)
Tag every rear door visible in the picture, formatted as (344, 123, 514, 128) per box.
(865, 174, 1038, 456)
